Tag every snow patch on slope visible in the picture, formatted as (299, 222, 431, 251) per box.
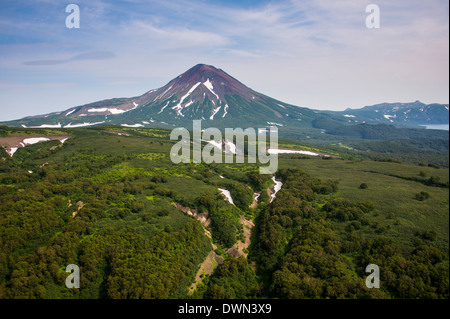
(218, 188, 235, 206)
(23, 137, 50, 145)
(224, 140, 236, 154)
(267, 122, 283, 127)
(64, 121, 105, 128)
(87, 103, 138, 115)
(269, 176, 283, 203)
(203, 79, 220, 101)
(158, 101, 170, 114)
(8, 148, 18, 157)
(29, 123, 62, 128)
(65, 109, 76, 116)
(155, 86, 173, 101)
(267, 149, 320, 156)
(210, 105, 221, 120)
(222, 104, 229, 118)
(121, 124, 144, 128)
(172, 82, 202, 116)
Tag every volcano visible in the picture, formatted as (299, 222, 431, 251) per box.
(2, 64, 446, 131)
(4, 64, 321, 129)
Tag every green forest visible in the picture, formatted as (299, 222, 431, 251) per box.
(0, 126, 448, 299)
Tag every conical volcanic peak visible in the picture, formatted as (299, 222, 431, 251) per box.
(2, 63, 321, 128)
(132, 63, 266, 119)
(161, 63, 257, 102)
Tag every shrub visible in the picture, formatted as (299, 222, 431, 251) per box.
(415, 230, 437, 241)
(158, 209, 170, 217)
(414, 191, 430, 201)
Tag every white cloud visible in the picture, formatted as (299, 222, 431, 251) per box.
(125, 20, 230, 48)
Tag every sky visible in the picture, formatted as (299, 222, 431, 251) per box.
(0, 0, 448, 121)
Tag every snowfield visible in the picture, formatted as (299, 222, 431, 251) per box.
(155, 85, 173, 101)
(222, 104, 229, 118)
(218, 188, 235, 205)
(267, 148, 321, 156)
(3, 135, 70, 157)
(27, 123, 62, 128)
(267, 122, 283, 127)
(224, 140, 236, 154)
(203, 79, 220, 101)
(64, 121, 105, 128)
(65, 109, 76, 116)
(158, 101, 170, 114)
(87, 105, 137, 115)
(209, 105, 221, 120)
(173, 82, 202, 116)
(205, 140, 222, 150)
(8, 148, 18, 157)
(120, 124, 144, 128)
(23, 137, 50, 145)
(270, 176, 282, 203)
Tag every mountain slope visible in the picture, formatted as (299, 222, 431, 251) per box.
(3, 64, 320, 130)
(336, 101, 449, 126)
(0, 64, 448, 133)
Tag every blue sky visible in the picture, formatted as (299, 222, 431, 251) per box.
(0, 0, 448, 121)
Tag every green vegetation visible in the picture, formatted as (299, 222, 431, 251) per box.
(251, 168, 448, 298)
(0, 125, 448, 299)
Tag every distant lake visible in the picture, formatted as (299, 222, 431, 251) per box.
(422, 124, 449, 131)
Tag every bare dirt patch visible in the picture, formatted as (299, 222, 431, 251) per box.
(250, 192, 260, 209)
(171, 202, 211, 228)
(0, 135, 71, 156)
(172, 202, 255, 293)
(188, 251, 224, 294)
(226, 217, 254, 258)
